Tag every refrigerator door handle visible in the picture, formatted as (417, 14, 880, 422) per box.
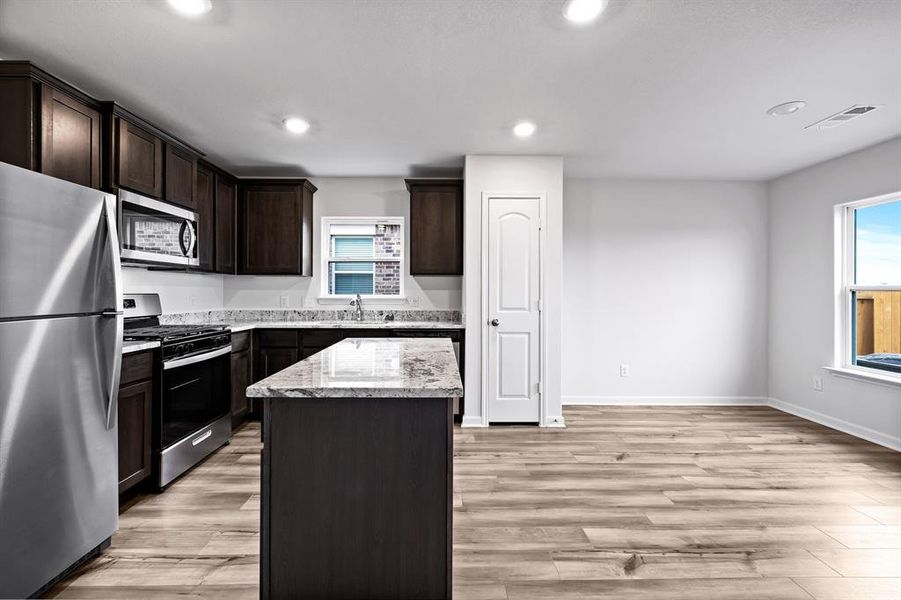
(101, 195, 123, 430)
(103, 313, 123, 430)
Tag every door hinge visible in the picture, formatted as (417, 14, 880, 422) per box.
(537, 299, 543, 312)
(537, 381, 543, 396)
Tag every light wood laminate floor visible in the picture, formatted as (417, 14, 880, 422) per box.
(47, 406, 900, 599)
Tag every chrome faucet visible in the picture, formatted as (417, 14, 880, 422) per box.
(350, 293, 364, 321)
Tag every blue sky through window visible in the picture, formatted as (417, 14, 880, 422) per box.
(855, 200, 901, 285)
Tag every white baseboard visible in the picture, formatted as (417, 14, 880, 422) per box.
(768, 397, 901, 451)
(542, 415, 566, 428)
(562, 396, 769, 406)
(461, 415, 486, 428)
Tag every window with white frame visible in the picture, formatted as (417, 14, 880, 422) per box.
(321, 217, 404, 298)
(840, 194, 901, 376)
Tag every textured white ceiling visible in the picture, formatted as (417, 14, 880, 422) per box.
(0, 0, 899, 180)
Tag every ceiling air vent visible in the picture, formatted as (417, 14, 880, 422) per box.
(805, 105, 882, 130)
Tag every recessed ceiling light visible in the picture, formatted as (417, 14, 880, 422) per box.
(512, 121, 537, 138)
(284, 117, 311, 135)
(766, 101, 807, 117)
(562, 0, 608, 24)
(167, 0, 212, 17)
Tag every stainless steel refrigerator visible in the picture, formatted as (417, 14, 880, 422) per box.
(0, 162, 122, 598)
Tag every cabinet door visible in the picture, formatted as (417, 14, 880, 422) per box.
(257, 347, 299, 381)
(215, 175, 237, 274)
(196, 164, 215, 271)
(40, 86, 101, 189)
(164, 143, 197, 209)
(117, 119, 163, 197)
(231, 349, 251, 428)
(409, 182, 463, 275)
(241, 185, 302, 274)
(301, 346, 325, 359)
(118, 379, 153, 494)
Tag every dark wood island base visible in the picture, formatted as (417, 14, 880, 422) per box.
(249, 337, 463, 600)
(261, 396, 453, 599)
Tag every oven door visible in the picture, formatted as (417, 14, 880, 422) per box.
(160, 346, 231, 449)
(118, 189, 199, 267)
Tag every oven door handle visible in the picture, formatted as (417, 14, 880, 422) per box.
(163, 345, 232, 370)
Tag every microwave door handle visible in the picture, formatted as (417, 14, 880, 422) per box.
(178, 220, 190, 257)
(186, 221, 197, 259)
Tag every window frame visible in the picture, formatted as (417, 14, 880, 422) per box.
(834, 191, 901, 385)
(320, 216, 405, 300)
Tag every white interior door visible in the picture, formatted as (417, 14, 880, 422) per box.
(487, 196, 541, 423)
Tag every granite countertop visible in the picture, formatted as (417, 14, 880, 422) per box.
(246, 337, 464, 399)
(227, 320, 464, 333)
(122, 340, 160, 354)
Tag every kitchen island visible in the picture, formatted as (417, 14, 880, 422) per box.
(246, 337, 463, 600)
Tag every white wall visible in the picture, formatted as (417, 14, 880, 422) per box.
(562, 179, 770, 403)
(121, 267, 223, 313)
(462, 156, 564, 427)
(768, 136, 901, 449)
(222, 177, 462, 310)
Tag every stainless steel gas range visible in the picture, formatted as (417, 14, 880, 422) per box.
(123, 294, 231, 488)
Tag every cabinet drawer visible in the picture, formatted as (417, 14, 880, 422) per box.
(256, 329, 299, 348)
(231, 330, 252, 353)
(121, 350, 154, 386)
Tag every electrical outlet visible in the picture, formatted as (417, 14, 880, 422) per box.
(408, 295, 421, 307)
(812, 375, 824, 392)
(279, 295, 289, 308)
(190, 296, 197, 308)
(620, 363, 630, 378)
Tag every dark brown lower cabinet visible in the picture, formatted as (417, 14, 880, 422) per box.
(256, 346, 299, 381)
(117, 350, 154, 494)
(230, 349, 250, 428)
(261, 396, 453, 599)
(230, 331, 253, 429)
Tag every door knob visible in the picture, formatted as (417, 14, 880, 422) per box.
(490, 319, 499, 327)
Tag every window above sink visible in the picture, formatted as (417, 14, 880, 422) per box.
(320, 217, 405, 300)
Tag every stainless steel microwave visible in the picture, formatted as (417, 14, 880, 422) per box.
(118, 189, 199, 267)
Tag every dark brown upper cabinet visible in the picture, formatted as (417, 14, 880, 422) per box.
(195, 162, 215, 271)
(115, 118, 163, 198)
(0, 62, 102, 189)
(406, 179, 463, 275)
(103, 102, 205, 206)
(239, 179, 315, 275)
(40, 86, 102, 189)
(164, 143, 197, 209)
(215, 174, 237, 274)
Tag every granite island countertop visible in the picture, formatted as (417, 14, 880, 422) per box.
(246, 337, 464, 399)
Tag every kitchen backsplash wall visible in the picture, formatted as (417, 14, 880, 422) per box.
(160, 308, 461, 325)
(122, 267, 224, 313)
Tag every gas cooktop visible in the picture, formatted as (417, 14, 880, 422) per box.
(123, 324, 230, 343)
